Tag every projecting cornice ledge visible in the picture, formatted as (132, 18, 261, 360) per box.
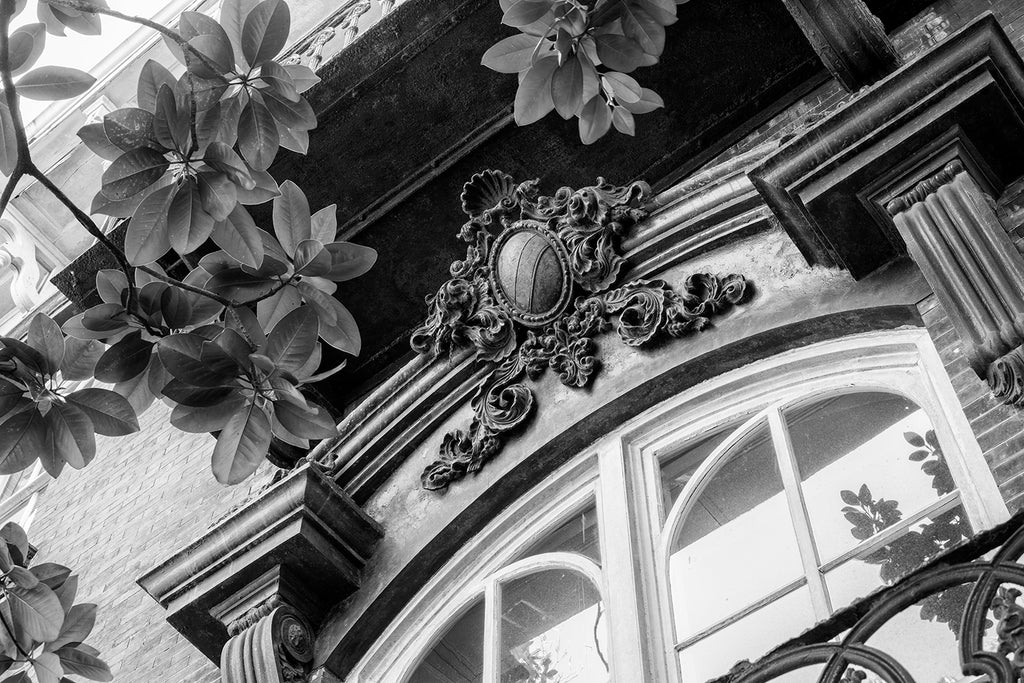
(750, 12, 1024, 280)
(137, 465, 382, 679)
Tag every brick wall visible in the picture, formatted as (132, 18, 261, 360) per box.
(25, 402, 271, 683)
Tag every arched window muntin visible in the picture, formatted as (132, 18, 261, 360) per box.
(397, 551, 605, 683)
(628, 330, 1009, 682)
(356, 455, 607, 683)
(351, 329, 1009, 683)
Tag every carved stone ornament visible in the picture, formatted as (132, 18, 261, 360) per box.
(220, 606, 314, 683)
(411, 171, 750, 491)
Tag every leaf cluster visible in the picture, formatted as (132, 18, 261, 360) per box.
(0, 522, 112, 683)
(483, 0, 683, 143)
(0, 0, 378, 485)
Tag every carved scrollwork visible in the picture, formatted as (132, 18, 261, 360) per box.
(415, 170, 751, 490)
(220, 606, 313, 683)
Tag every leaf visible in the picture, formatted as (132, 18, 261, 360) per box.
(858, 483, 872, 504)
(7, 566, 37, 589)
(0, 336, 45, 372)
(273, 399, 337, 439)
(29, 564, 70, 591)
(113, 369, 157, 416)
(168, 184, 215, 256)
(158, 334, 242, 388)
(204, 142, 255, 190)
(0, 409, 44, 475)
(187, 31, 235, 78)
(237, 94, 280, 171)
(47, 603, 96, 652)
(264, 306, 319, 373)
(196, 171, 238, 222)
(261, 88, 316, 130)
(65, 388, 140, 437)
(57, 339, 101, 382)
(102, 108, 156, 151)
(45, 402, 95, 470)
(283, 63, 319, 93)
(124, 185, 175, 265)
(620, 87, 663, 114)
(578, 95, 611, 144)
(322, 242, 376, 281)
(32, 652, 62, 683)
(93, 332, 151, 383)
(482, 34, 540, 73)
(621, 3, 665, 55)
(257, 60, 299, 102)
(236, 168, 280, 205)
(0, 100, 14, 176)
(210, 206, 264, 269)
(293, 240, 331, 276)
(904, 431, 926, 447)
(206, 269, 279, 303)
(611, 106, 635, 135)
(137, 59, 176, 113)
(635, 0, 677, 25)
(308, 205, 337, 243)
(28, 314, 64, 375)
(8, 23, 45, 77)
(297, 281, 361, 354)
(9, 582, 63, 641)
(161, 380, 232, 408)
(55, 646, 112, 682)
(197, 97, 243, 149)
(256, 284, 301, 331)
(502, 0, 554, 27)
(603, 71, 642, 103)
(100, 148, 169, 201)
(551, 55, 583, 119)
(16, 66, 95, 101)
(94, 270, 128, 305)
(161, 287, 194, 330)
(0, 523, 28, 567)
(225, 303, 267, 349)
(153, 84, 189, 153)
(170, 395, 246, 433)
(220, 0, 263, 67)
(514, 57, 558, 126)
(78, 303, 128, 336)
(594, 34, 643, 72)
(242, 0, 290, 67)
(211, 401, 271, 484)
(76, 123, 121, 162)
(272, 181, 312, 254)
(840, 489, 860, 506)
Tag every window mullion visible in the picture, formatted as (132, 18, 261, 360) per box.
(482, 578, 500, 683)
(767, 405, 831, 619)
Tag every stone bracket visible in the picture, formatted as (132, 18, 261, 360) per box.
(138, 465, 383, 679)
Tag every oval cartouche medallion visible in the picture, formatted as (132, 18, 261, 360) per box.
(488, 221, 573, 327)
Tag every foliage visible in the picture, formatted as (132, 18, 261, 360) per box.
(0, 0, 377, 484)
(0, 521, 111, 683)
(839, 429, 971, 637)
(482, 0, 685, 143)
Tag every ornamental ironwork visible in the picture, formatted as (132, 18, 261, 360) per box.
(411, 170, 750, 491)
(711, 510, 1024, 683)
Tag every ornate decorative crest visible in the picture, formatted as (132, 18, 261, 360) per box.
(412, 171, 750, 491)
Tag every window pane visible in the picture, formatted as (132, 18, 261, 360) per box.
(660, 423, 739, 510)
(499, 569, 609, 683)
(785, 392, 955, 563)
(669, 420, 804, 639)
(408, 600, 485, 683)
(521, 506, 600, 563)
(678, 585, 816, 682)
(825, 505, 972, 610)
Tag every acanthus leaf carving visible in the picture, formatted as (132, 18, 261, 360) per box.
(414, 171, 751, 491)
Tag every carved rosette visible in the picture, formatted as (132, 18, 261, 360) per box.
(221, 606, 314, 683)
(414, 171, 751, 491)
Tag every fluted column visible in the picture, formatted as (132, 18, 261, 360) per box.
(886, 160, 1024, 405)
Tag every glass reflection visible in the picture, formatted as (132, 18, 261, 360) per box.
(670, 420, 803, 638)
(499, 569, 609, 683)
(408, 600, 485, 683)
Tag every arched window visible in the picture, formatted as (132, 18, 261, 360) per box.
(660, 390, 976, 681)
(405, 509, 608, 683)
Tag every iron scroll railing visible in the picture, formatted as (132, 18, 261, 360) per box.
(709, 509, 1024, 683)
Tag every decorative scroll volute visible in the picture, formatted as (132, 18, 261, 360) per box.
(413, 171, 751, 490)
(885, 160, 1024, 406)
(221, 606, 314, 683)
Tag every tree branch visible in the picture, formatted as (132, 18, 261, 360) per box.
(43, 0, 232, 84)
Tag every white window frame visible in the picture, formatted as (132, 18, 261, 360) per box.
(349, 329, 1008, 683)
